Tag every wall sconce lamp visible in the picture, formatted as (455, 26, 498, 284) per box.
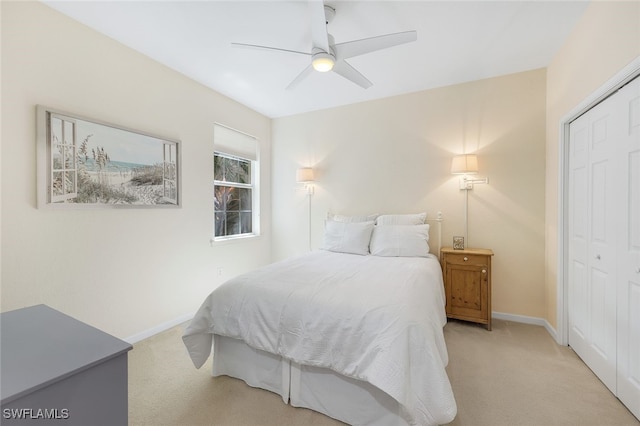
(451, 154, 488, 248)
(296, 167, 315, 195)
(297, 167, 315, 251)
(451, 154, 489, 189)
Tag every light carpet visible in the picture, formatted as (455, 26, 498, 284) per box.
(128, 319, 639, 426)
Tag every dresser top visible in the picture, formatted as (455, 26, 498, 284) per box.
(0, 304, 132, 405)
(441, 247, 494, 256)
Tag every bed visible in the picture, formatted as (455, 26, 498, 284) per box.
(183, 213, 457, 425)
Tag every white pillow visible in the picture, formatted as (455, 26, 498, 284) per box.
(322, 220, 374, 256)
(327, 213, 379, 223)
(375, 212, 427, 226)
(370, 224, 430, 257)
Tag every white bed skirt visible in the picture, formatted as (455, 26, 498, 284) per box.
(212, 335, 408, 426)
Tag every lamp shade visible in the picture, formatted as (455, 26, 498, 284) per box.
(296, 167, 314, 183)
(451, 154, 479, 174)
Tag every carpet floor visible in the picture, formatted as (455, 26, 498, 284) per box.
(128, 319, 639, 426)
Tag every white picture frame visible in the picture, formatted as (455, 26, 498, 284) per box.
(36, 105, 181, 209)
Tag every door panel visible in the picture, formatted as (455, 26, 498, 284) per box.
(589, 269, 606, 355)
(626, 282, 640, 378)
(568, 113, 590, 357)
(616, 76, 640, 420)
(629, 151, 640, 250)
(569, 94, 617, 394)
(569, 75, 640, 421)
(570, 260, 587, 339)
(590, 160, 608, 242)
(572, 167, 587, 239)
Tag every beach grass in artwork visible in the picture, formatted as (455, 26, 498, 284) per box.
(40, 107, 179, 208)
(72, 137, 166, 205)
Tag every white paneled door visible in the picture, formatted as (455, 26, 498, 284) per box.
(616, 77, 640, 420)
(568, 93, 617, 394)
(568, 75, 640, 420)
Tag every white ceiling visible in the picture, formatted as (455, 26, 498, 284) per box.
(42, 1, 590, 118)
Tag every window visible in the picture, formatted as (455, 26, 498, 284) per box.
(50, 114, 78, 202)
(163, 142, 178, 204)
(214, 153, 253, 237)
(213, 124, 259, 240)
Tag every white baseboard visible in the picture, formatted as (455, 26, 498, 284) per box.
(492, 311, 558, 342)
(124, 312, 194, 344)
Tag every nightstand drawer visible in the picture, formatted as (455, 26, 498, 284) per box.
(444, 254, 488, 266)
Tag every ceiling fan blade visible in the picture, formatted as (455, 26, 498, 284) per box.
(332, 60, 372, 89)
(309, 1, 330, 53)
(231, 42, 310, 56)
(334, 30, 417, 60)
(286, 64, 315, 90)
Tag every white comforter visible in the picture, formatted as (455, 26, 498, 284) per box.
(183, 250, 457, 425)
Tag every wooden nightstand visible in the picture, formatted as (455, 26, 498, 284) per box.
(440, 247, 494, 330)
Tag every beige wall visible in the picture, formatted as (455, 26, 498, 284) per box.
(545, 1, 640, 329)
(272, 69, 547, 319)
(0, 1, 272, 339)
(5, 1, 635, 339)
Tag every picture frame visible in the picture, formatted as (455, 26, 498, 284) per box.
(36, 105, 181, 209)
(453, 236, 465, 250)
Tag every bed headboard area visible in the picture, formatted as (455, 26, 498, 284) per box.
(426, 212, 443, 256)
(324, 211, 443, 258)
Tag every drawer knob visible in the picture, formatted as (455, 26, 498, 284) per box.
(595, 254, 601, 260)
(482, 269, 487, 274)
(463, 257, 468, 261)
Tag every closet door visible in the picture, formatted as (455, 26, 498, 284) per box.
(616, 76, 640, 420)
(568, 110, 591, 366)
(568, 94, 618, 394)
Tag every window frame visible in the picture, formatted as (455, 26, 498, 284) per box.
(49, 113, 78, 203)
(212, 124, 260, 242)
(162, 142, 178, 204)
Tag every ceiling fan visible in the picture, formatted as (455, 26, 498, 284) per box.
(231, 1, 417, 89)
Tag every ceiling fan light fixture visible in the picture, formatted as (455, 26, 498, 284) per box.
(312, 52, 335, 72)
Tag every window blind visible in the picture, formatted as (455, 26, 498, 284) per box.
(213, 124, 258, 161)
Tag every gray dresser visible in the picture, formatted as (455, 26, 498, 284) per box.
(1, 305, 132, 425)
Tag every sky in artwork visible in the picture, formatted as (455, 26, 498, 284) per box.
(76, 119, 166, 166)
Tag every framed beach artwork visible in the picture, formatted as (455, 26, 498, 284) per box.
(36, 106, 180, 208)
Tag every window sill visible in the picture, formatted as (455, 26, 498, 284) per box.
(210, 233, 261, 246)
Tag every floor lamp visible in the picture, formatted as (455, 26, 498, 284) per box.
(451, 154, 488, 248)
(296, 167, 314, 251)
